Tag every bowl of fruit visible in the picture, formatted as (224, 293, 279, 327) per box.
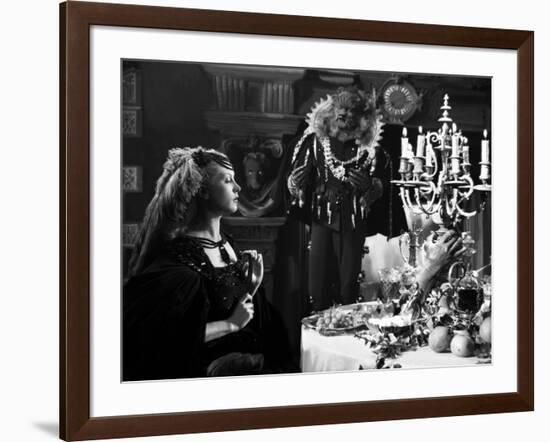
(367, 314, 414, 336)
(302, 302, 379, 335)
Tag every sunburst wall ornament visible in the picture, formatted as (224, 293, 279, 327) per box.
(379, 76, 422, 125)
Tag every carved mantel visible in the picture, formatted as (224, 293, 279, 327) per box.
(205, 111, 303, 139)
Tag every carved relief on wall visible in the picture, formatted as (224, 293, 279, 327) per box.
(122, 166, 143, 192)
(222, 135, 284, 217)
(122, 68, 142, 137)
(122, 223, 140, 248)
(122, 108, 142, 137)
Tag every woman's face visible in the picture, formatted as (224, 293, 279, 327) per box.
(203, 162, 241, 215)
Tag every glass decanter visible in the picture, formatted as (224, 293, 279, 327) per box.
(448, 232, 483, 319)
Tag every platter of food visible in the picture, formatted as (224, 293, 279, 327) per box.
(302, 301, 384, 334)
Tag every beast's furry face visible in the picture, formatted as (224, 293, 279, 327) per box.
(321, 90, 376, 143)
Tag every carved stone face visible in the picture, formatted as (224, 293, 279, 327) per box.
(243, 157, 265, 191)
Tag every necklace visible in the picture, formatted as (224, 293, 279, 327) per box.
(191, 236, 232, 265)
(319, 136, 374, 182)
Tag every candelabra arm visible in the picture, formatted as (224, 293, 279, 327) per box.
(454, 176, 477, 218)
(445, 189, 458, 219)
(459, 174, 475, 200)
(455, 199, 477, 218)
(399, 188, 413, 213)
(414, 182, 439, 216)
(425, 141, 439, 179)
(456, 206, 477, 218)
(404, 189, 424, 215)
(438, 165, 444, 185)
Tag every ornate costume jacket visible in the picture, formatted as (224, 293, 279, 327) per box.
(288, 133, 394, 235)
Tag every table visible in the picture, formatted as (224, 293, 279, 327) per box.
(301, 326, 485, 372)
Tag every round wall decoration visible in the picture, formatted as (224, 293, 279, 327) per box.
(379, 77, 422, 124)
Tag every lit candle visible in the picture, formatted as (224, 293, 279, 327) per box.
(413, 157, 424, 175)
(451, 124, 459, 157)
(417, 126, 425, 157)
(426, 144, 433, 167)
(451, 134, 461, 174)
(401, 127, 408, 157)
(481, 129, 490, 162)
(451, 157, 461, 175)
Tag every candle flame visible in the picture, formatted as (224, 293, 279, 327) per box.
(483, 129, 488, 139)
(419, 126, 423, 134)
(402, 127, 408, 137)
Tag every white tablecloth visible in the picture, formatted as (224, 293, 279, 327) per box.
(301, 326, 482, 372)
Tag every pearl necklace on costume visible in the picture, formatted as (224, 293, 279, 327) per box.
(319, 136, 375, 182)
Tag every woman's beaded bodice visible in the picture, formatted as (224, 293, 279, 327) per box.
(167, 235, 249, 321)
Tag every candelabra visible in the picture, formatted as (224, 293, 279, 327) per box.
(392, 94, 491, 233)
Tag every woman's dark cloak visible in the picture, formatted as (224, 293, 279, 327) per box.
(123, 236, 294, 381)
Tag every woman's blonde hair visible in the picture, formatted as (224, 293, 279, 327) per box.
(127, 146, 232, 277)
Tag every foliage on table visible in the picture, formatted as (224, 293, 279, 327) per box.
(355, 274, 492, 369)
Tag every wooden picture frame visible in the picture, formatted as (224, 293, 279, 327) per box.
(60, 1, 533, 440)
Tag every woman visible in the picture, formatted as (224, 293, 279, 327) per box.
(123, 147, 294, 381)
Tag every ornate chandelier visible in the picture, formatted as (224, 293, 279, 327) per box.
(392, 94, 491, 233)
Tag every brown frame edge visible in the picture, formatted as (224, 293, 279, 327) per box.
(60, 1, 534, 440)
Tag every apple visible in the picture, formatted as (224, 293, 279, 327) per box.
(428, 326, 452, 353)
(450, 330, 475, 357)
(479, 317, 491, 343)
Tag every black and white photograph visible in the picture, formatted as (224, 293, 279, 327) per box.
(121, 60, 492, 381)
